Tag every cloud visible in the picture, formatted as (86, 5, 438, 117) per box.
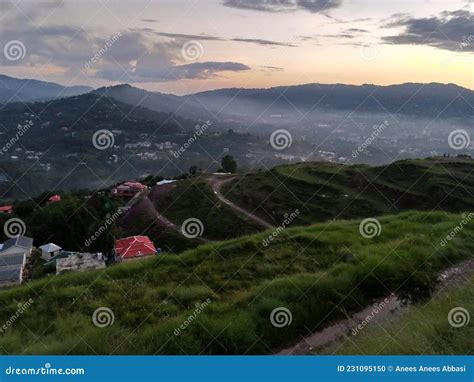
(154, 32, 224, 41)
(145, 29, 297, 47)
(261, 65, 284, 71)
(96, 41, 251, 83)
(382, 9, 474, 52)
(345, 28, 369, 33)
(231, 38, 297, 47)
(0, 5, 251, 83)
(222, 0, 342, 13)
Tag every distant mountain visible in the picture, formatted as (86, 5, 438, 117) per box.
(96, 82, 474, 120)
(93, 84, 214, 121)
(0, 74, 92, 104)
(190, 82, 474, 120)
(0, 93, 269, 197)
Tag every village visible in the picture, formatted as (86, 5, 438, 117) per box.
(0, 180, 161, 288)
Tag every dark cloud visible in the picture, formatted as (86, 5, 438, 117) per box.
(97, 41, 250, 83)
(154, 32, 224, 41)
(231, 38, 297, 47)
(382, 9, 474, 52)
(222, 0, 342, 13)
(261, 65, 284, 71)
(345, 28, 369, 33)
(98, 60, 250, 83)
(144, 30, 297, 47)
(0, 6, 251, 83)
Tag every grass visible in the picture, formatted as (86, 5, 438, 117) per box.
(0, 210, 472, 354)
(330, 276, 473, 355)
(150, 176, 264, 240)
(222, 157, 474, 225)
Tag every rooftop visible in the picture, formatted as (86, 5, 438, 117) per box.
(1, 236, 34, 252)
(114, 236, 156, 259)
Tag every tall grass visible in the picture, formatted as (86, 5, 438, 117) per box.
(0, 211, 472, 354)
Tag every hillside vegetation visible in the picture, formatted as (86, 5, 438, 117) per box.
(332, 276, 473, 355)
(222, 157, 474, 226)
(0, 211, 472, 354)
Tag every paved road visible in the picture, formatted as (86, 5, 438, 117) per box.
(208, 175, 274, 229)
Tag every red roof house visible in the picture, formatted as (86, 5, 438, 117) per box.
(112, 182, 147, 198)
(114, 235, 157, 261)
(0, 205, 13, 214)
(48, 195, 61, 203)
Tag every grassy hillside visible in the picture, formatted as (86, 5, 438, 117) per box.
(331, 276, 473, 355)
(151, 177, 264, 240)
(0, 211, 472, 354)
(222, 157, 474, 225)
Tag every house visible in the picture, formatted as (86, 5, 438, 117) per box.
(39, 243, 62, 261)
(48, 194, 61, 203)
(114, 236, 157, 261)
(43, 250, 103, 272)
(0, 205, 13, 214)
(56, 252, 106, 275)
(0, 252, 26, 287)
(0, 236, 34, 256)
(111, 182, 147, 198)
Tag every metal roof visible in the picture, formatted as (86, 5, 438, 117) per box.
(0, 266, 22, 283)
(0, 253, 25, 267)
(39, 243, 62, 253)
(1, 236, 33, 252)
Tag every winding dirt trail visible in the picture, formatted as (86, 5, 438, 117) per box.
(208, 175, 274, 229)
(278, 257, 474, 355)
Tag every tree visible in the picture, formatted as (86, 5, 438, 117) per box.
(189, 165, 198, 176)
(221, 155, 237, 173)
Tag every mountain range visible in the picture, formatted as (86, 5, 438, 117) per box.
(0, 74, 92, 104)
(95, 82, 474, 121)
(0, 74, 472, 197)
(2, 74, 473, 121)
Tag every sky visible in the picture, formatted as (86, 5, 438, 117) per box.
(0, 0, 472, 95)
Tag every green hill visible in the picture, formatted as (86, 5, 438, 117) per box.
(0, 210, 472, 354)
(120, 157, 474, 251)
(222, 157, 474, 225)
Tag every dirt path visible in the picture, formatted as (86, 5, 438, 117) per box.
(278, 257, 474, 355)
(208, 175, 274, 229)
